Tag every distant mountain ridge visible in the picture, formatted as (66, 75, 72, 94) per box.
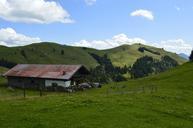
(0, 42, 187, 69)
(178, 53, 189, 60)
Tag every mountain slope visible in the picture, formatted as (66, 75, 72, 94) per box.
(0, 42, 187, 69)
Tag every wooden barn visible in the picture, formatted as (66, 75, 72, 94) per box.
(3, 64, 90, 90)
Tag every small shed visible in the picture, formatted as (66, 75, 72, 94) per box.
(3, 64, 90, 90)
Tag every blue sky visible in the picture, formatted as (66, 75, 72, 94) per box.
(0, 0, 193, 54)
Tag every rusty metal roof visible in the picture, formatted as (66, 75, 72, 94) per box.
(3, 64, 89, 80)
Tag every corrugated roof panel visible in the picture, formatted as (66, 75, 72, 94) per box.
(3, 64, 88, 80)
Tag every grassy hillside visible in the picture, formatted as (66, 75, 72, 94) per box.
(0, 62, 193, 127)
(0, 43, 99, 68)
(0, 43, 186, 69)
(104, 44, 186, 67)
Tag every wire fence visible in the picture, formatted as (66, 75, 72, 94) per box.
(0, 82, 159, 100)
(105, 85, 158, 96)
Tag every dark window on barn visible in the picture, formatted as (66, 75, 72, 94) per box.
(52, 83, 58, 87)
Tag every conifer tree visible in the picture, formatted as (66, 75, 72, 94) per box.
(189, 50, 193, 61)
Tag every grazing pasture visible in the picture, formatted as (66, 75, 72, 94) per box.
(0, 62, 193, 128)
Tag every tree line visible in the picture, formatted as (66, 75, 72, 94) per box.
(89, 53, 181, 82)
(130, 56, 178, 78)
(89, 53, 130, 83)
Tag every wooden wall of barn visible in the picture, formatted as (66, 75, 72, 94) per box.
(7, 77, 45, 89)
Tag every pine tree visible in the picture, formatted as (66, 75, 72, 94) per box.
(20, 50, 27, 58)
(61, 50, 64, 55)
(190, 50, 193, 61)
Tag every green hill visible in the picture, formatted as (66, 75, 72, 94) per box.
(0, 42, 186, 69)
(0, 62, 193, 127)
(0, 43, 99, 68)
(104, 44, 186, 67)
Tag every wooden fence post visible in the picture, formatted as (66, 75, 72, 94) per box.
(39, 85, 43, 97)
(23, 83, 26, 98)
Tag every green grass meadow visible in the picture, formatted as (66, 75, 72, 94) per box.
(0, 62, 193, 128)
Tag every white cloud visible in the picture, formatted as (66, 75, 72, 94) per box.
(113, 34, 147, 45)
(130, 9, 154, 20)
(0, 28, 41, 46)
(71, 34, 192, 55)
(151, 39, 192, 55)
(0, 28, 191, 55)
(0, 0, 74, 24)
(73, 40, 117, 49)
(71, 33, 147, 49)
(85, 0, 96, 6)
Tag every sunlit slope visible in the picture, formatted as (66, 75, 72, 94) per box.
(104, 44, 186, 67)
